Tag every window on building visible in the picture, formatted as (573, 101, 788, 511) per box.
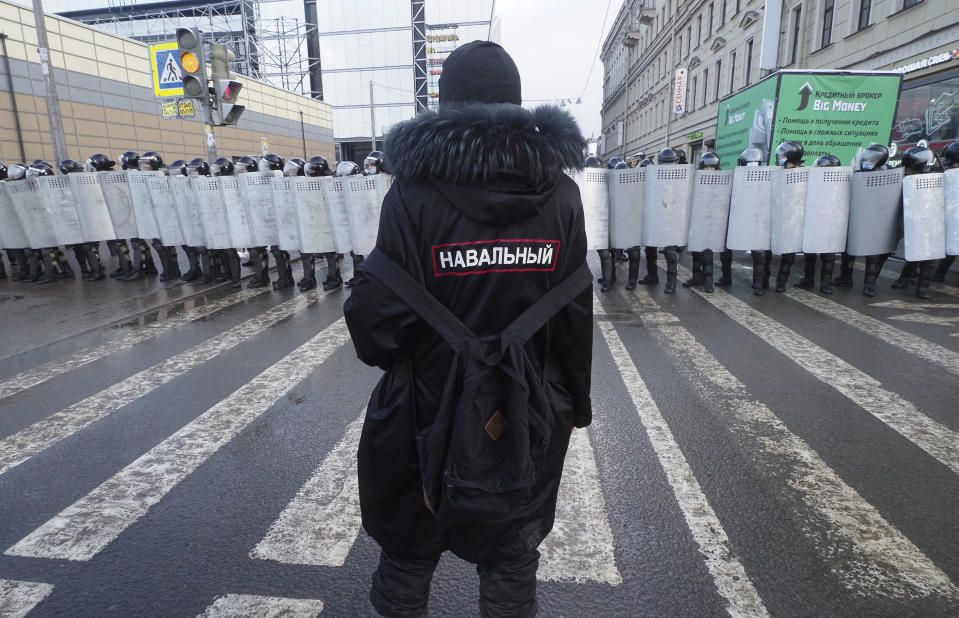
(736, 0, 742, 13)
(858, 0, 872, 31)
(703, 68, 709, 106)
(791, 6, 801, 64)
(729, 51, 736, 92)
(721, 0, 727, 25)
(714, 60, 722, 99)
(822, 0, 834, 48)
(687, 26, 692, 54)
(697, 15, 702, 46)
(708, 4, 714, 36)
(745, 39, 753, 85)
(903, 0, 921, 8)
(690, 75, 698, 112)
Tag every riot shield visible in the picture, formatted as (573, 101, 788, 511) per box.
(7, 179, 58, 248)
(146, 175, 186, 246)
(769, 167, 808, 255)
(802, 166, 851, 254)
(574, 169, 609, 251)
(170, 175, 206, 248)
(126, 170, 162, 239)
(608, 168, 644, 249)
(271, 176, 301, 252)
(38, 175, 85, 245)
(68, 173, 117, 242)
(343, 174, 387, 256)
(98, 171, 139, 239)
(0, 183, 30, 248)
(902, 173, 946, 262)
(687, 170, 734, 252)
(945, 168, 959, 256)
(190, 176, 232, 250)
(219, 176, 254, 248)
(239, 171, 280, 247)
(642, 164, 694, 247)
(295, 177, 335, 254)
(320, 177, 353, 255)
(847, 168, 903, 256)
(726, 167, 772, 251)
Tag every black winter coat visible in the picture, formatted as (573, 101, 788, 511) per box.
(344, 103, 592, 562)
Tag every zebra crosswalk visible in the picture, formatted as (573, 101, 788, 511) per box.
(0, 256, 957, 616)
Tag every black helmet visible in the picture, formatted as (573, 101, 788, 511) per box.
(363, 151, 386, 175)
(57, 159, 84, 175)
(304, 155, 332, 177)
(584, 155, 603, 168)
(814, 154, 841, 167)
(676, 150, 688, 164)
(86, 153, 115, 172)
(26, 162, 54, 179)
(187, 158, 210, 176)
(606, 156, 623, 169)
(282, 157, 306, 177)
(139, 151, 164, 171)
(639, 159, 654, 167)
(738, 147, 764, 166)
(211, 157, 234, 177)
(942, 141, 959, 169)
(235, 156, 258, 173)
(775, 141, 804, 167)
(0, 162, 6, 180)
(258, 153, 285, 172)
(657, 148, 679, 164)
(859, 144, 889, 172)
(7, 163, 28, 180)
(613, 161, 629, 169)
(119, 151, 139, 170)
(900, 146, 934, 174)
(698, 152, 720, 170)
(167, 160, 188, 176)
(335, 160, 360, 176)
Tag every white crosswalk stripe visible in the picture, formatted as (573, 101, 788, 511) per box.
(0, 579, 54, 618)
(198, 594, 324, 617)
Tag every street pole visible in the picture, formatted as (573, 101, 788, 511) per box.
(369, 80, 376, 153)
(202, 95, 217, 161)
(31, 0, 68, 162)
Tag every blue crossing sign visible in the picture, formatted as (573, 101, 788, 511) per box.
(150, 41, 185, 97)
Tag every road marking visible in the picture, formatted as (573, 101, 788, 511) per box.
(622, 285, 959, 600)
(538, 428, 623, 586)
(680, 265, 959, 477)
(887, 312, 959, 326)
(252, 413, 364, 567)
(0, 579, 54, 618)
(4, 319, 351, 561)
(0, 286, 270, 401)
(198, 594, 324, 617)
(595, 295, 769, 616)
(870, 300, 959, 310)
(0, 291, 324, 478)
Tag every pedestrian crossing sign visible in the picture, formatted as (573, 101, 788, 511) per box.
(150, 41, 185, 97)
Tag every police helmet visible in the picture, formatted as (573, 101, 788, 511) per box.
(335, 160, 360, 176)
(814, 154, 842, 167)
(86, 153, 115, 172)
(258, 153, 285, 172)
(139, 151, 164, 171)
(698, 152, 720, 170)
(657, 148, 680, 164)
(633, 151, 646, 161)
(584, 155, 603, 168)
(676, 150, 688, 164)
(26, 162, 54, 179)
(187, 158, 210, 176)
(775, 141, 804, 167)
(859, 144, 889, 172)
(167, 160, 188, 176)
(304, 155, 332, 177)
(942, 141, 959, 169)
(0, 162, 6, 181)
(211, 157, 235, 177)
(363, 151, 386, 175)
(612, 161, 629, 169)
(234, 156, 258, 174)
(607, 156, 623, 169)
(639, 159, 654, 167)
(7, 163, 29, 180)
(57, 159, 85, 175)
(283, 157, 306, 177)
(900, 146, 934, 173)
(738, 147, 764, 167)
(119, 151, 139, 170)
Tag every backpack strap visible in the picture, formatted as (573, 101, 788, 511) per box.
(500, 263, 593, 347)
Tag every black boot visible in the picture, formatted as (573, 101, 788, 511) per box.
(775, 253, 795, 292)
(833, 252, 855, 287)
(820, 253, 835, 295)
(37, 248, 60, 284)
(638, 246, 659, 284)
(345, 253, 365, 287)
(153, 239, 175, 281)
(72, 244, 91, 274)
(892, 261, 916, 288)
(863, 256, 880, 297)
(762, 251, 772, 290)
(751, 251, 766, 296)
(225, 249, 242, 288)
(716, 249, 733, 286)
(166, 246, 181, 280)
(271, 246, 294, 290)
(625, 247, 641, 290)
(933, 255, 955, 282)
(664, 247, 678, 294)
(916, 260, 934, 299)
(321, 253, 342, 291)
(181, 246, 201, 281)
(248, 247, 270, 288)
(702, 249, 714, 293)
(298, 254, 317, 288)
(83, 244, 105, 281)
(683, 251, 704, 288)
(198, 250, 214, 284)
(794, 254, 817, 288)
(599, 250, 613, 292)
(9, 249, 28, 280)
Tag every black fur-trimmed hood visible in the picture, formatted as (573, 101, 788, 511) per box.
(384, 103, 585, 186)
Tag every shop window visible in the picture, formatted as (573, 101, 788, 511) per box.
(890, 73, 959, 153)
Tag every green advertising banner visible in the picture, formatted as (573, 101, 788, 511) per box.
(715, 74, 778, 169)
(770, 72, 902, 165)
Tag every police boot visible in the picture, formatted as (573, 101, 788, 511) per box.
(863, 256, 881, 297)
(198, 250, 214, 284)
(181, 246, 200, 281)
(248, 247, 270, 288)
(794, 254, 817, 288)
(24, 250, 41, 282)
(625, 247, 641, 290)
(683, 251, 704, 288)
(638, 246, 659, 284)
(702, 249, 715, 293)
(0, 256, 6, 279)
(213, 252, 231, 282)
(775, 253, 795, 292)
(271, 247, 293, 290)
(110, 241, 132, 278)
(72, 244, 91, 275)
(299, 254, 317, 289)
(820, 253, 835, 295)
(8, 249, 27, 281)
(142, 241, 159, 276)
(664, 247, 679, 294)
(933, 255, 956, 282)
(166, 246, 181, 281)
(750, 251, 766, 296)
(83, 244, 105, 281)
(833, 252, 855, 287)
(153, 239, 175, 281)
(599, 249, 614, 292)
(36, 248, 60, 284)
(716, 249, 733, 286)
(916, 260, 934, 299)
(322, 253, 342, 291)
(892, 261, 916, 288)
(345, 253, 365, 287)
(225, 249, 242, 289)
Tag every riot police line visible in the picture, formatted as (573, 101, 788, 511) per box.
(576, 140, 959, 300)
(0, 150, 390, 292)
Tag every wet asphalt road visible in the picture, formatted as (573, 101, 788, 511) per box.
(0, 253, 957, 617)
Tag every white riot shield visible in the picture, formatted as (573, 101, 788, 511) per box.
(945, 168, 959, 256)
(239, 171, 280, 247)
(726, 167, 772, 251)
(769, 167, 808, 255)
(642, 164, 694, 247)
(98, 171, 139, 239)
(608, 168, 644, 248)
(321, 177, 353, 254)
(847, 168, 903, 256)
(219, 176, 254, 248)
(126, 171, 162, 239)
(271, 176, 301, 252)
(7, 179, 58, 248)
(68, 173, 117, 242)
(146, 175, 186, 246)
(191, 176, 232, 250)
(574, 169, 609, 251)
(0, 183, 30, 248)
(343, 174, 388, 255)
(170, 175, 206, 247)
(38, 175, 85, 246)
(902, 173, 946, 262)
(295, 177, 335, 254)
(802, 166, 851, 254)
(687, 170, 734, 252)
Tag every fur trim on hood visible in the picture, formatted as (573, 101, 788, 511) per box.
(383, 103, 585, 186)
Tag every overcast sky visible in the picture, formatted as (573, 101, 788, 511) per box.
(495, 0, 622, 139)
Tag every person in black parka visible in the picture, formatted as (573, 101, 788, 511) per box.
(344, 41, 593, 618)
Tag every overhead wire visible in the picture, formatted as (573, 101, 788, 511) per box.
(579, 0, 617, 99)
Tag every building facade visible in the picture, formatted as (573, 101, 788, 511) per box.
(601, 0, 958, 164)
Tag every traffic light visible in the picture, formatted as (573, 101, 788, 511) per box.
(209, 44, 244, 126)
(176, 27, 206, 99)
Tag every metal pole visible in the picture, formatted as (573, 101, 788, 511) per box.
(300, 110, 307, 158)
(31, 0, 68, 162)
(369, 80, 376, 153)
(665, 10, 676, 148)
(0, 33, 27, 162)
(202, 97, 217, 161)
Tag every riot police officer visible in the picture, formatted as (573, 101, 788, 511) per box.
(629, 157, 659, 287)
(329, 160, 361, 291)
(933, 140, 959, 281)
(794, 154, 841, 294)
(684, 151, 723, 293)
(584, 155, 616, 290)
(270, 155, 301, 290)
(85, 153, 134, 279)
(738, 147, 773, 295)
(211, 157, 243, 288)
(139, 152, 181, 282)
(236, 153, 278, 289)
(167, 159, 205, 283)
(27, 162, 74, 284)
(654, 148, 683, 293)
(300, 154, 336, 291)
(186, 157, 219, 284)
(854, 144, 894, 297)
(58, 158, 106, 281)
(363, 151, 387, 175)
(892, 146, 938, 299)
(118, 151, 158, 281)
(5, 163, 45, 281)
(771, 141, 805, 292)
(0, 162, 31, 280)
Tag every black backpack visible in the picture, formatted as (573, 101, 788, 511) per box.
(362, 249, 592, 527)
